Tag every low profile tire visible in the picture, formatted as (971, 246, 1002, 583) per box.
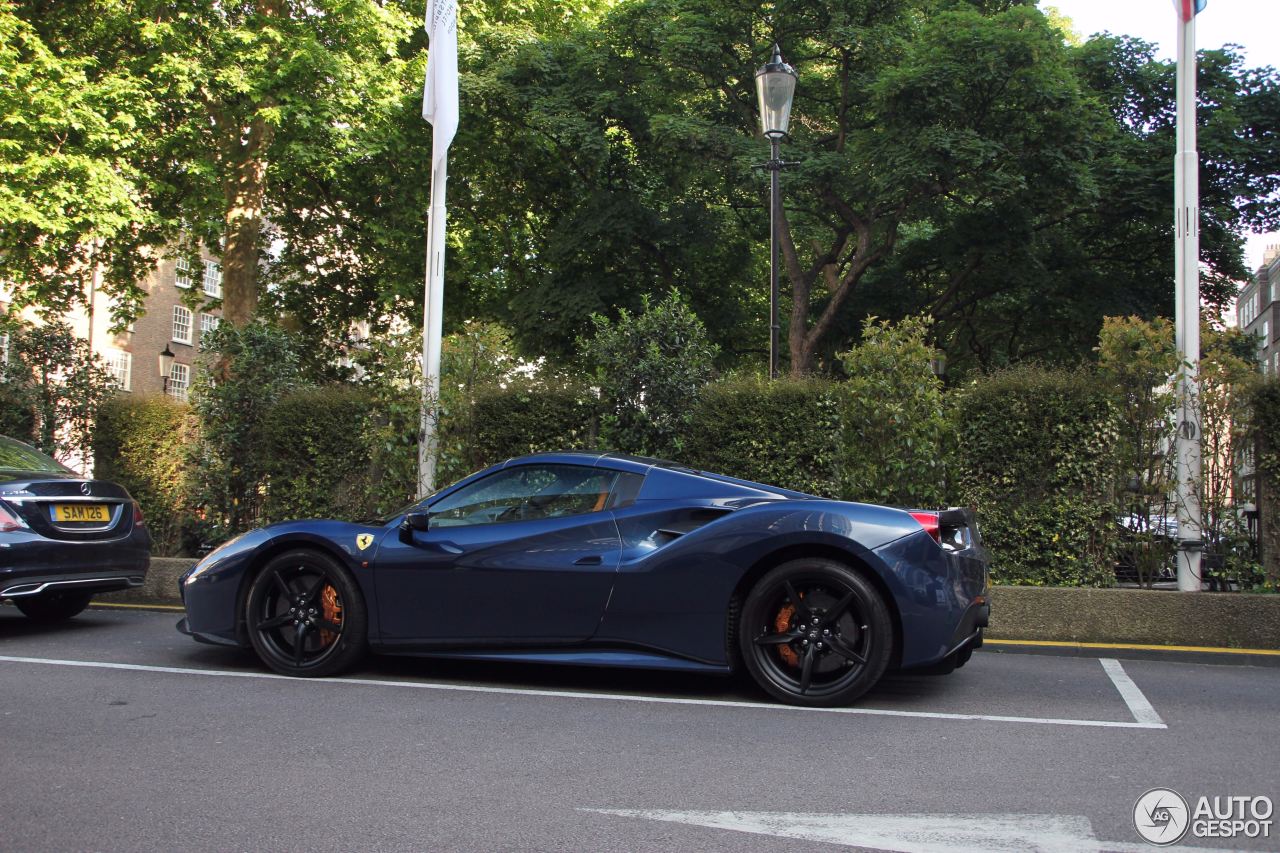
(739, 558, 892, 707)
(14, 590, 92, 622)
(245, 549, 367, 677)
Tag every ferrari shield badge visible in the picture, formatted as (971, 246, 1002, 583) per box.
(355, 533, 375, 551)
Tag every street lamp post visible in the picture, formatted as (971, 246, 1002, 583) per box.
(158, 345, 175, 397)
(755, 44, 797, 379)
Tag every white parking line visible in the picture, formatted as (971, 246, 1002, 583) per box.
(0, 654, 1168, 729)
(1100, 658, 1165, 726)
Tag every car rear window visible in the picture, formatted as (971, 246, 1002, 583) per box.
(0, 436, 73, 476)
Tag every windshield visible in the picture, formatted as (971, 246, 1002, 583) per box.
(0, 435, 74, 477)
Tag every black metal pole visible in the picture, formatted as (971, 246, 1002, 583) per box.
(769, 136, 781, 379)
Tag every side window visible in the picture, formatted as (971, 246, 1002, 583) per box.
(430, 464, 620, 528)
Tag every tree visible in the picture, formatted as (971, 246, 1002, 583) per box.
(13, 0, 417, 327)
(0, 7, 157, 326)
(0, 318, 115, 470)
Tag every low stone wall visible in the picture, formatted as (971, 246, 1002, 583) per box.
(102, 557, 195, 606)
(987, 585, 1280, 649)
(103, 565, 1280, 651)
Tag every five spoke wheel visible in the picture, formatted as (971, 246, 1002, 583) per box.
(246, 549, 367, 677)
(739, 558, 891, 706)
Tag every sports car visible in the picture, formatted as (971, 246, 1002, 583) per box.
(178, 452, 989, 706)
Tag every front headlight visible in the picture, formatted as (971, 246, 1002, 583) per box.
(185, 532, 248, 583)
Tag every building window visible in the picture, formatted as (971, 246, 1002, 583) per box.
(104, 349, 132, 391)
(168, 363, 190, 401)
(1262, 320, 1271, 354)
(176, 257, 193, 289)
(203, 261, 223, 298)
(200, 313, 220, 338)
(172, 305, 193, 345)
(0, 331, 8, 366)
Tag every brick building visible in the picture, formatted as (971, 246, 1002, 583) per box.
(1236, 243, 1280, 375)
(1, 248, 224, 401)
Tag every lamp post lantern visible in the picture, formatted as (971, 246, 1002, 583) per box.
(158, 345, 175, 396)
(755, 44, 796, 379)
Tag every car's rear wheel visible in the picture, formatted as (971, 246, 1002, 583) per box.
(14, 590, 92, 622)
(739, 558, 892, 707)
(245, 549, 367, 677)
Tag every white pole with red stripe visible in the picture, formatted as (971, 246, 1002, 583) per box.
(1173, 0, 1203, 592)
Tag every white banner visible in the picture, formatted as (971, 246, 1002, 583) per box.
(422, 0, 458, 167)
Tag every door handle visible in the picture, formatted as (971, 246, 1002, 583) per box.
(573, 555, 604, 566)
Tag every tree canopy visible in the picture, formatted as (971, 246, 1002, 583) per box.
(3, 0, 1277, 374)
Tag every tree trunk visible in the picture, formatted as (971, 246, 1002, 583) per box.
(219, 111, 275, 327)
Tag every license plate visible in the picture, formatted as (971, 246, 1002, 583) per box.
(53, 504, 111, 523)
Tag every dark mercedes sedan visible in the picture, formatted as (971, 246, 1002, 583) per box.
(0, 435, 150, 621)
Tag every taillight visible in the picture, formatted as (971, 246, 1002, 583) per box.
(909, 511, 940, 543)
(133, 501, 146, 526)
(0, 503, 27, 532)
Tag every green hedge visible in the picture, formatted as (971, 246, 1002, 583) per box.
(0, 381, 35, 442)
(684, 377, 842, 497)
(1252, 379, 1280, 587)
(94, 395, 197, 555)
(953, 365, 1120, 586)
(467, 382, 598, 471)
(261, 385, 379, 523)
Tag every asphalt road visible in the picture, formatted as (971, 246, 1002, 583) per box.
(1, 604, 1277, 853)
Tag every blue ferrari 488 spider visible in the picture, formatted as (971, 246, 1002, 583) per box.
(178, 452, 989, 706)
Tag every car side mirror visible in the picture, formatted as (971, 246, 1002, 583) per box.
(398, 511, 433, 544)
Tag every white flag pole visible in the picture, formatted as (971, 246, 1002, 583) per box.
(418, 0, 459, 500)
(1173, 0, 1203, 591)
(419, 157, 448, 499)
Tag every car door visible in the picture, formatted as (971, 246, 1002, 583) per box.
(373, 463, 627, 645)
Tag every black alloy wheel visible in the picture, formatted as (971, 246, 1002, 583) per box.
(739, 558, 892, 707)
(14, 590, 93, 622)
(245, 549, 367, 677)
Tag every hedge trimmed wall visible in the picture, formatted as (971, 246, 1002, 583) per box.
(684, 377, 842, 497)
(467, 383, 598, 470)
(261, 385, 379, 523)
(94, 395, 197, 555)
(953, 365, 1120, 586)
(1253, 379, 1280, 586)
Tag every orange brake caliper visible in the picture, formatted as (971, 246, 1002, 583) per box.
(775, 602, 799, 667)
(319, 584, 342, 646)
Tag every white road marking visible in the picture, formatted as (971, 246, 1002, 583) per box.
(0, 654, 1166, 729)
(1100, 658, 1165, 726)
(583, 809, 1239, 853)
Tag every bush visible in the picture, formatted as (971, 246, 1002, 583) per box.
(468, 382, 598, 471)
(953, 364, 1120, 586)
(94, 395, 198, 555)
(580, 291, 718, 457)
(261, 386, 379, 523)
(1253, 378, 1280, 589)
(0, 380, 35, 441)
(190, 322, 303, 539)
(684, 377, 842, 496)
(836, 316, 951, 507)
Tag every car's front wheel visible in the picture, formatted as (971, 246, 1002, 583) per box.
(739, 558, 892, 707)
(14, 590, 93, 622)
(245, 549, 367, 677)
